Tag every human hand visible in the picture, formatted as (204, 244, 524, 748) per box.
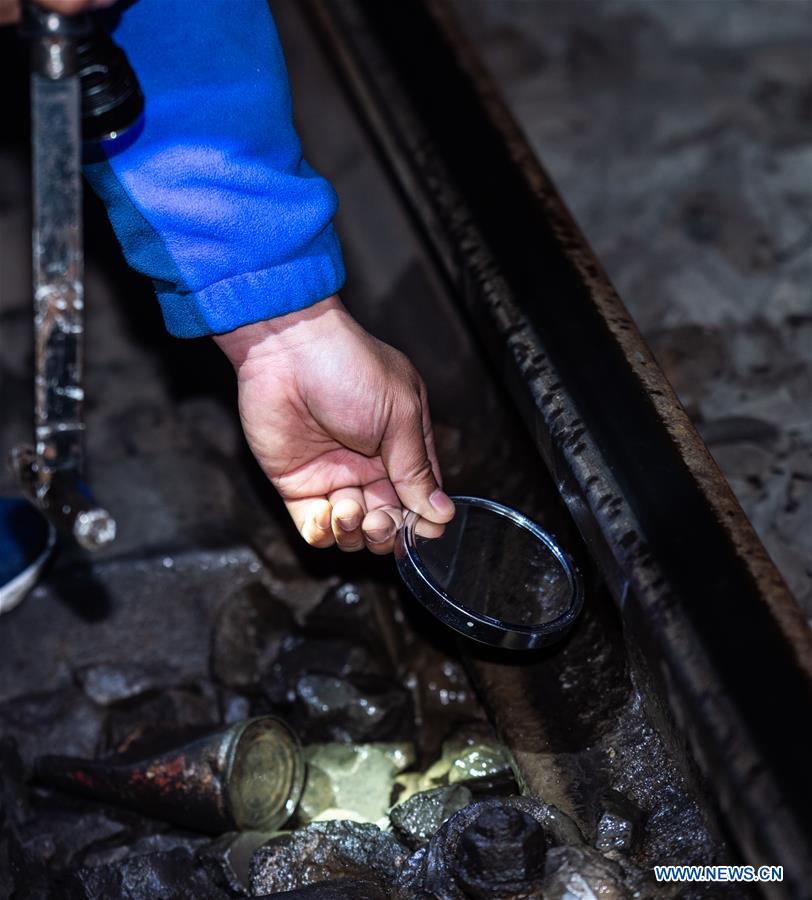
(214, 295, 455, 554)
(1, 0, 115, 27)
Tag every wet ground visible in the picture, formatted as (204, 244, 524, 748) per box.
(454, 0, 812, 618)
(0, 1, 777, 896)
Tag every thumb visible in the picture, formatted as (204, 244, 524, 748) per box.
(380, 390, 455, 524)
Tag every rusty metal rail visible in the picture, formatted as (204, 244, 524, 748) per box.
(304, 1, 812, 894)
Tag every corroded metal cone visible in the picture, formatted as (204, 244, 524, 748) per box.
(35, 716, 304, 835)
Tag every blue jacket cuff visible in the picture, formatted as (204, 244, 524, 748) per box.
(156, 226, 345, 338)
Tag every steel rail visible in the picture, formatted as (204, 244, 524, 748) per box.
(303, 1, 812, 894)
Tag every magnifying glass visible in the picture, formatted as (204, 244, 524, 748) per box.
(394, 496, 583, 650)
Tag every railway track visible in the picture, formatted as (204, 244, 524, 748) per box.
(299, 1, 812, 894)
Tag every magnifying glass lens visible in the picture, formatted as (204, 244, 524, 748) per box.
(395, 497, 583, 650)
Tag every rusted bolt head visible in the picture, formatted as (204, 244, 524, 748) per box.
(452, 804, 547, 897)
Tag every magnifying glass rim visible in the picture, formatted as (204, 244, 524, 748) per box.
(397, 495, 584, 649)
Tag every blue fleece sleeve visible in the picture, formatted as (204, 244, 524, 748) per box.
(83, 0, 345, 338)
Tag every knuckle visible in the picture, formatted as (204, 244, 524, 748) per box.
(394, 391, 421, 424)
(388, 346, 411, 370)
(389, 350, 420, 389)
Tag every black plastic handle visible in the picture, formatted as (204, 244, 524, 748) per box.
(21, 1, 143, 142)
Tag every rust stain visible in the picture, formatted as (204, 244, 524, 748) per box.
(142, 753, 187, 793)
(70, 769, 94, 789)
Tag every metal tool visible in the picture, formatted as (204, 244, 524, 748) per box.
(12, 3, 143, 551)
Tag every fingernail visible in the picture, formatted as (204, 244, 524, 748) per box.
(366, 526, 393, 544)
(313, 506, 331, 530)
(430, 490, 455, 517)
(338, 515, 360, 532)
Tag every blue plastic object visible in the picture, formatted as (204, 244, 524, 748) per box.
(0, 497, 54, 615)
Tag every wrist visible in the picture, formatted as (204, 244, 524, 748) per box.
(213, 294, 348, 373)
